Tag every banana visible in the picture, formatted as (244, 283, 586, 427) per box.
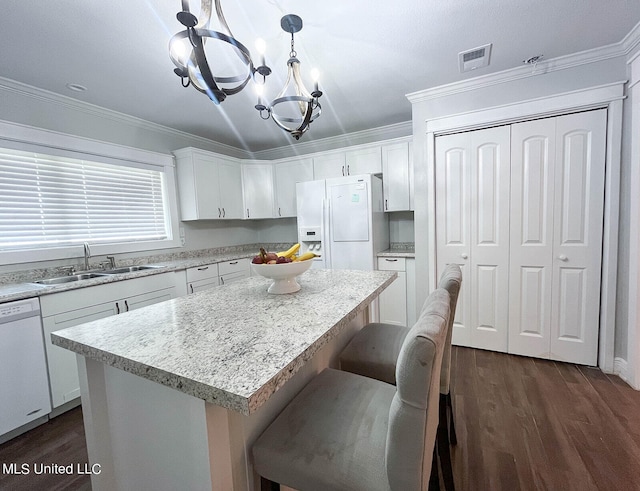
(294, 251, 316, 262)
(277, 243, 300, 258)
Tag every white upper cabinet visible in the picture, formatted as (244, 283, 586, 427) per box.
(274, 158, 314, 217)
(217, 157, 243, 219)
(381, 141, 410, 211)
(242, 162, 275, 219)
(313, 153, 346, 179)
(345, 146, 382, 175)
(174, 148, 243, 220)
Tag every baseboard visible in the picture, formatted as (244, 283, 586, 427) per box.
(613, 357, 639, 389)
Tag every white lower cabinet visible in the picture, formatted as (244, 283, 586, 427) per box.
(41, 272, 185, 409)
(218, 258, 250, 285)
(377, 257, 408, 326)
(186, 263, 219, 294)
(186, 258, 251, 293)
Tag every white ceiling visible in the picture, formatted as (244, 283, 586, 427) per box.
(1, 1, 639, 153)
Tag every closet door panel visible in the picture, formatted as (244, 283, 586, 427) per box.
(508, 119, 555, 358)
(469, 127, 510, 352)
(550, 109, 607, 365)
(435, 133, 471, 346)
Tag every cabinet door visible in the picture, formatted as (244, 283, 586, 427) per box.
(382, 142, 410, 211)
(274, 158, 314, 217)
(243, 164, 275, 219)
(549, 109, 606, 365)
(378, 271, 407, 326)
(218, 158, 243, 219)
(188, 278, 220, 294)
(313, 153, 346, 180)
(509, 118, 556, 359)
(43, 302, 119, 408)
(346, 146, 382, 175)
(378, 257, 407, 326)
(123, 287, 177, 312)
(189, 155, 222, 220)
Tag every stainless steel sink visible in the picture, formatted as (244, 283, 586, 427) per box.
(101, 265, 162, 274)
(33, 272, 111, 285)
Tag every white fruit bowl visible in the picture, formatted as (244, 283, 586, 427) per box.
(251, 260, 313, 294)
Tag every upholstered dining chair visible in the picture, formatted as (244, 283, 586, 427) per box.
(338, 263, 462, 491)
(252, 288, 451, 491)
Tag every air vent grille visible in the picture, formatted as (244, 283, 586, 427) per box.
(459, 43, 492, 73)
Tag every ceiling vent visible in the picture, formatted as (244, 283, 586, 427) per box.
(458, 43, 492, 73)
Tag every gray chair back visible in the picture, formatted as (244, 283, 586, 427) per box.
(437, 264, 462, 395)
(385, 288, 450, 490)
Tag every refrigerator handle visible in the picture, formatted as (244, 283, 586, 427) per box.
(322, 197, 330, 269)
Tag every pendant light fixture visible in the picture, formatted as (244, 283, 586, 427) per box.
(255, 14, 322, 140)
(169, 0, 271, 104)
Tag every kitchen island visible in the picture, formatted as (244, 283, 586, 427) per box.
(51, 268, 396, 491)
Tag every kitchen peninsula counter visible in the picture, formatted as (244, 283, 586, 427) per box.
(51, 269, 395, 491)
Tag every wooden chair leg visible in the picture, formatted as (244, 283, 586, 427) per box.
(447, 391, 457, 446)
(437, 398, 456, 491)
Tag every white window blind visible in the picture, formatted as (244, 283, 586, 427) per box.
(0, 148, 169, 250)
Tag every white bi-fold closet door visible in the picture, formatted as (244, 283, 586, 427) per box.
(435, 109, 607, 365)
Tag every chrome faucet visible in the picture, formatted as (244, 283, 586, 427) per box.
(83, 242, 91, 271)
(106, 255, 116, 268)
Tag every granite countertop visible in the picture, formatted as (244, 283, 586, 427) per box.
(51, 269, 396, 416)
(0, 250, 260, 304)
(377, 242, 415, 258)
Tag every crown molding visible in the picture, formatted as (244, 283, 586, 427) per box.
(407, 34, 632, 105)
(250, 121, 413, 160)
(623, 20, 640, 57)
(0, 76, 250, 159)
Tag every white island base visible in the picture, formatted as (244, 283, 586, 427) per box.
(77, 311, 367, 491)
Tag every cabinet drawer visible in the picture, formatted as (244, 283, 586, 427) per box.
(186, 263, 219, 283)
(218, 258, 249, 276)
(377, 257, 406, 271)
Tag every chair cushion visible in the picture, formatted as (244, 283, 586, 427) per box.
(339, 323, 409, 385)
(252, 368, 395, 491)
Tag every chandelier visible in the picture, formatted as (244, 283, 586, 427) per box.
(254, 14, 322, 140)
(168, 0, 271, 104)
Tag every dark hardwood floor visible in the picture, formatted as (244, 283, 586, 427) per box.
(0, 406, 90, 491)
(450, 346, 640, 491)
(1, 347, 640, 490)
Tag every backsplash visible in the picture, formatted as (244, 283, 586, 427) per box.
(0, 243, 293, 286)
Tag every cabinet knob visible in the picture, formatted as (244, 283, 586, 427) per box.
(124, 300, 129, 312)
(347, 165, 350, 175)
(385, 258, 398, 262)
(222, 208, 226, 218)
(218, 207, 221, 218)
(190, 284, 194, 294)
(558, 255, 568, 262)
(247, 208, 250, 218)
(230, 261, 238, 265)
(385, 199, 388, 210)
(197, 266, 209, 271)
(461, 253, 468, 260)
(341, 165, 345, 176)
(278, 207, 281, 217)
(115, 302, 120, 315)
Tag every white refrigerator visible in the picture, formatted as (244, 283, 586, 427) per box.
(296, 174, 389, 270)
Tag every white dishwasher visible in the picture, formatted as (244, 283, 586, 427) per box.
(0, 297, 52, 437)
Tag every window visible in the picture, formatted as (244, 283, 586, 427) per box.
(0, 148, 170, 250)
(0, 137, 180, 265)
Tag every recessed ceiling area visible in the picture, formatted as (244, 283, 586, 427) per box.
(0, 1, 639, 153)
